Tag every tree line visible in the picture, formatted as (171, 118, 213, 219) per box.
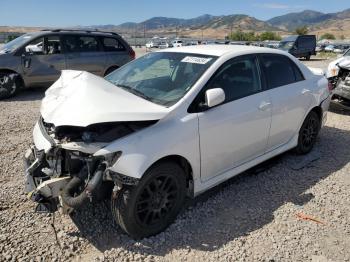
(228, 26, 344, 41)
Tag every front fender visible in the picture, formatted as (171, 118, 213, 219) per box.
(94, 114, 200, 181)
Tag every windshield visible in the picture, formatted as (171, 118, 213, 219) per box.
(105, 52, 217, 106)
(279, 41, 294, 50)
(0, 34, 33, 53)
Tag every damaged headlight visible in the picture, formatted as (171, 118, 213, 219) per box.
(104, 151, 122, 167)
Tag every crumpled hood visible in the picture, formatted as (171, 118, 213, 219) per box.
(338, 58, 350, 69)
(41, 70, 169, 127)
(326, 56, 350, 78)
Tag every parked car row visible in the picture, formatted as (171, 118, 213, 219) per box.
(317, 44, 350, 54)
(146, 39, 183, 49)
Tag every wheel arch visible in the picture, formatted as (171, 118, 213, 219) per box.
(104, 65, 120, 76)
(310, 105, 322, 123)
(144, 154, 194, 196)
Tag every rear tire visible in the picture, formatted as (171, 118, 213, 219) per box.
(295, 111, 320, 154)
(111, 161, 186, 239)
(0, 72, 20, 99)
(305, 54, 311, 60)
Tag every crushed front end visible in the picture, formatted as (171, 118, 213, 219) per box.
(24, 117, 149, 213)
(332, 66, 350, 104)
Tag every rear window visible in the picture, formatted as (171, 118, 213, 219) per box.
(64, 35, 100, 53)
(260, 54, 304, 89)
(102, 37, 126, 51)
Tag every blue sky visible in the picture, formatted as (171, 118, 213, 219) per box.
(0, 0, 349, 27)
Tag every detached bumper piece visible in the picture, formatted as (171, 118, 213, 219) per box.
(24, 147, 71, 213)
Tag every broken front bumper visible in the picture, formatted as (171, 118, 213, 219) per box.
(333, 78, 350, 100)
(24, 119, 54, 193)
(24, 146, 43, 193)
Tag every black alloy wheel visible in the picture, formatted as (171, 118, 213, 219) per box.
(111, 161, 186, 239)
(134, 173, 179, 227)
(295, 111, 320, 154)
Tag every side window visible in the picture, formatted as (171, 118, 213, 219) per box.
(260, 54, 302, 89)
(291, 61, 305, 82)
(78, 36, 99, 52)
(102, 37, 125, 51)
(24, 37, 44, 55)
(207, 55, 262, 103)
(46, 35, 61, 55)
(63, 35, 99, 53)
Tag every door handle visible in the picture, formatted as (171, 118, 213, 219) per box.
(301, 88, 311, 95)
(258, 101, 271, 111)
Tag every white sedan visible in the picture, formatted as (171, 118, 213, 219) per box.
(25, 45, 330, 239)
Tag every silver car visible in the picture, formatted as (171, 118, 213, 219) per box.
(0, 29, 135, 99)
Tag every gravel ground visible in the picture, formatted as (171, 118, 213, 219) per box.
(1, 58, 350, 262)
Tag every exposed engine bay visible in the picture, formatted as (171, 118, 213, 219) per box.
(24, 117, 156, 213)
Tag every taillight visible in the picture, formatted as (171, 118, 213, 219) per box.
(328, 81, 334, 92)
(129, 49, 136, 60)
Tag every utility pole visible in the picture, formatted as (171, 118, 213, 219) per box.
(143, 23, 146, 46)
(134, 25, 137, 47)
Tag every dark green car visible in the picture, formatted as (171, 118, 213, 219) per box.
(0, 29, 135, 99)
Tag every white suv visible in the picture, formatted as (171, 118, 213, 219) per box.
(25, 45, 330, 239)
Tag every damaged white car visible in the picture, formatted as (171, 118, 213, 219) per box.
(25, 45, 330, 239)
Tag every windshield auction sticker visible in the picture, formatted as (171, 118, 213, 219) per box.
(181, 56, 212, 64)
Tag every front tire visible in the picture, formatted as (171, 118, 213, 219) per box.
(0, 72, 20, 99)
(295, 111, 320, 154)
(111, 162, 187, 239)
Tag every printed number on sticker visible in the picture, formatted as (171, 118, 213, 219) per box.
(181, 56, 212, 64)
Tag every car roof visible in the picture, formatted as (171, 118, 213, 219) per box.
(159, 45, 286, 57)
(29, 30, 121, 38)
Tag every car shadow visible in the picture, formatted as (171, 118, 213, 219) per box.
(69, 125, 350, 256)
(329, 101, 350, 115)
(1, 87, 46, 102)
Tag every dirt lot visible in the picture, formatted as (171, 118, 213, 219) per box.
(1, 57, 350, 262)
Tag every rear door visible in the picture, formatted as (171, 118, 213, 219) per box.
(21, 35, 66, 86)
(100, 36, 132, 73)
(259, 54, 312, 151)
(63, 35, 106, 76)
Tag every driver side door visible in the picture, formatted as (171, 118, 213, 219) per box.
(197, 55, 272, 182)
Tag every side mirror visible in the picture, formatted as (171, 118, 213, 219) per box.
(205, 88, 225, 108)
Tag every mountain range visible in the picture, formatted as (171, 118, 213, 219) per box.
(2, 8, 350, 39)
(107, 8, 350, 31)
